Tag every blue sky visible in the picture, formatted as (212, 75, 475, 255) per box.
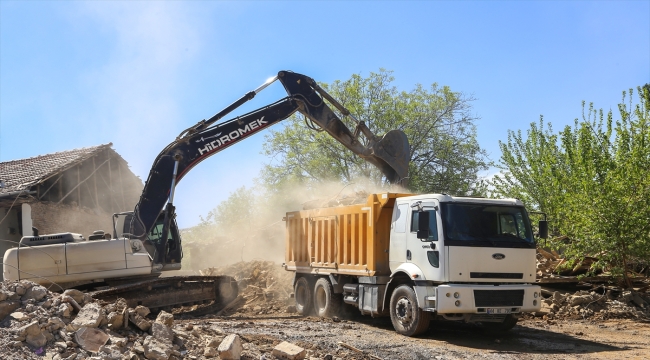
(1, 1, 648, 228)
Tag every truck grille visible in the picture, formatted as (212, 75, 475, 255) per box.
(470, 272, 523, 279)
(474, 289, 524, 307)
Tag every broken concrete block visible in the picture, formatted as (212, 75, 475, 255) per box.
(106, 311, 124, 330)
(135, 305, 150, 317)
(0, 300, 21, 320)
(151, 322, 174, 344)
(68, 303, 105, 331)
(74, 327, 110, 353)
(58, 303, 73, 318)
(128, 310, 152, 331)
(23, 285, 48, 301)
(62, 289, 85, 305)
(14, 284, 26, 296)
(218, 334, 242, 360)
(273, 341, 306, 360)
(155, 310, 174, 327)
(143, 335, 172, 360)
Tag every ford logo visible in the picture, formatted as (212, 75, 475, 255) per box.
(492, 253, 506, 260)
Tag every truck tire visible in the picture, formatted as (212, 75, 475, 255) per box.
(313, 278, 341, 318)
(482, 314, 518, 331)
(389, 285, 430, 336)
(294, 277, 313, 316)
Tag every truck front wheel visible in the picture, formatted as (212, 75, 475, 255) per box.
(313, 278, 341, 318)
(294, 277, 313, 315)
(389, 285, 430, 336)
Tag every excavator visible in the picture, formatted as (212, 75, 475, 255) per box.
(3, 71, 410, 315)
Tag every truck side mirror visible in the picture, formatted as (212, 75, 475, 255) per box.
(538, 220, 548, 239)
(417, 212, 429, 240)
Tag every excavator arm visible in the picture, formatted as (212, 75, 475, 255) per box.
(126, 71, 410, 266)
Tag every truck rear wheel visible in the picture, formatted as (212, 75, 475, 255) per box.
(313, 278, 341, 318)
(389, 285, 430, 336)
(294, 277, 313, 316)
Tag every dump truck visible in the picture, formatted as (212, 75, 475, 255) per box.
(284, 192, 546, 336)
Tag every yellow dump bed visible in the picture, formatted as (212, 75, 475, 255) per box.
(284, 193, 411, 276)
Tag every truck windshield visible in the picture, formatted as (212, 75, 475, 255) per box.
(441, 203, 535, 248)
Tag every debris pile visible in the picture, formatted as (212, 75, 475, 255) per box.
(200, 260, 295, 316)
(536, 246, 601, 278)
(0, 279, 310, 360)
(533, 288, 650, 321)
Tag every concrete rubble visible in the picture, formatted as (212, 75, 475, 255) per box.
(530, 288, 650, 321)
(0, 264, 335, 360)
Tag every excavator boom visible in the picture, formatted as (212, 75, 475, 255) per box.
(129, 71, 410, 253)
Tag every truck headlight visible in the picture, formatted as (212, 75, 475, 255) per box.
(455, 300, 461, 306)
(533, 292, 539, 298)
(454, 292, 460, 299)
(533, 300, 537, 306)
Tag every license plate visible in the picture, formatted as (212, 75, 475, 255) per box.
(486, 308, 511, 314)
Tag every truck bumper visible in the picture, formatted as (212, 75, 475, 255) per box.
(431, 284, 541, 314)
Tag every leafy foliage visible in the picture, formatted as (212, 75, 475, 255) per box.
(261, 69, 490, 195)
(492, 86, 650, 283)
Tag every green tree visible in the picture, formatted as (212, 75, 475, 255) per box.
(261, 69, 490, 195)
(492, 86, 650, 284)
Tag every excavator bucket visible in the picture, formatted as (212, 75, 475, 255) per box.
(369, 129, 410, 184)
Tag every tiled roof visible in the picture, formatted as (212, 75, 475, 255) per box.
(0, 144, 113, 196)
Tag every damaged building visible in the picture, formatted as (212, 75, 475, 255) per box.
(0, 144, 143, 278)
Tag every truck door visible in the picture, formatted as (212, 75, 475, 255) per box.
(406, 201, 443, 281)
(389, 203, 409, 272)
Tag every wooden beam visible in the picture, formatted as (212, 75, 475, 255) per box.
(93, 156, 99, 210)
(56, 158, 110, 205)
(38, 173, 64, 201)
(117, 160, 126, 210)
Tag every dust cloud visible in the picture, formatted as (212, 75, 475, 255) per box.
(181, 179, 409, 272)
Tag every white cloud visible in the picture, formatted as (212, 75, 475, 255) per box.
(76, 2, 201, 175)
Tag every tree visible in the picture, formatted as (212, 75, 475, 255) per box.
(492, 86, 650, 284)
(261, 69, 490, 195)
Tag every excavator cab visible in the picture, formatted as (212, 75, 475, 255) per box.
(113, 211, 182, 271)
(146, 211, 182, 269)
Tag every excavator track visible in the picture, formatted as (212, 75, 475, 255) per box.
(90, 275, 239, 317)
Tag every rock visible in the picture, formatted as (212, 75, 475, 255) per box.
(273, 341, 306, 360)
(135, 305, 150, 317)
(74, 327, 110, 353)
(98, 344, 123, 360)
(10, 311, 27, 321)
(58, 303, 73, 318)
(14, 284, 26, 296)
(156, 310, 174, 327)
(106, 312, 123, 329)
(218, 334, 243, 360)
(143, 335, 172, 360)
(18, 321, 47, 347)
(286, 305, 297, 313)
(204, 347, 219, 358)
(62, 289, 85, 305)
(0, 290, 9, 301)
(205, 337, 221, 348)
(24, 285, 48, 301)
(151, 310, 174, 344)
(129, 310, 152, 331)
(47, 317, 66, 331)
(151, 322, 174, 344)
(0, 300, 21, 320)
(17, 320, 42, 337)
(68, 303, 105, 331)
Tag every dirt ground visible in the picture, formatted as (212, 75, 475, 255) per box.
(187, 261, 650, 360)
(178, 313, 650, 360)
